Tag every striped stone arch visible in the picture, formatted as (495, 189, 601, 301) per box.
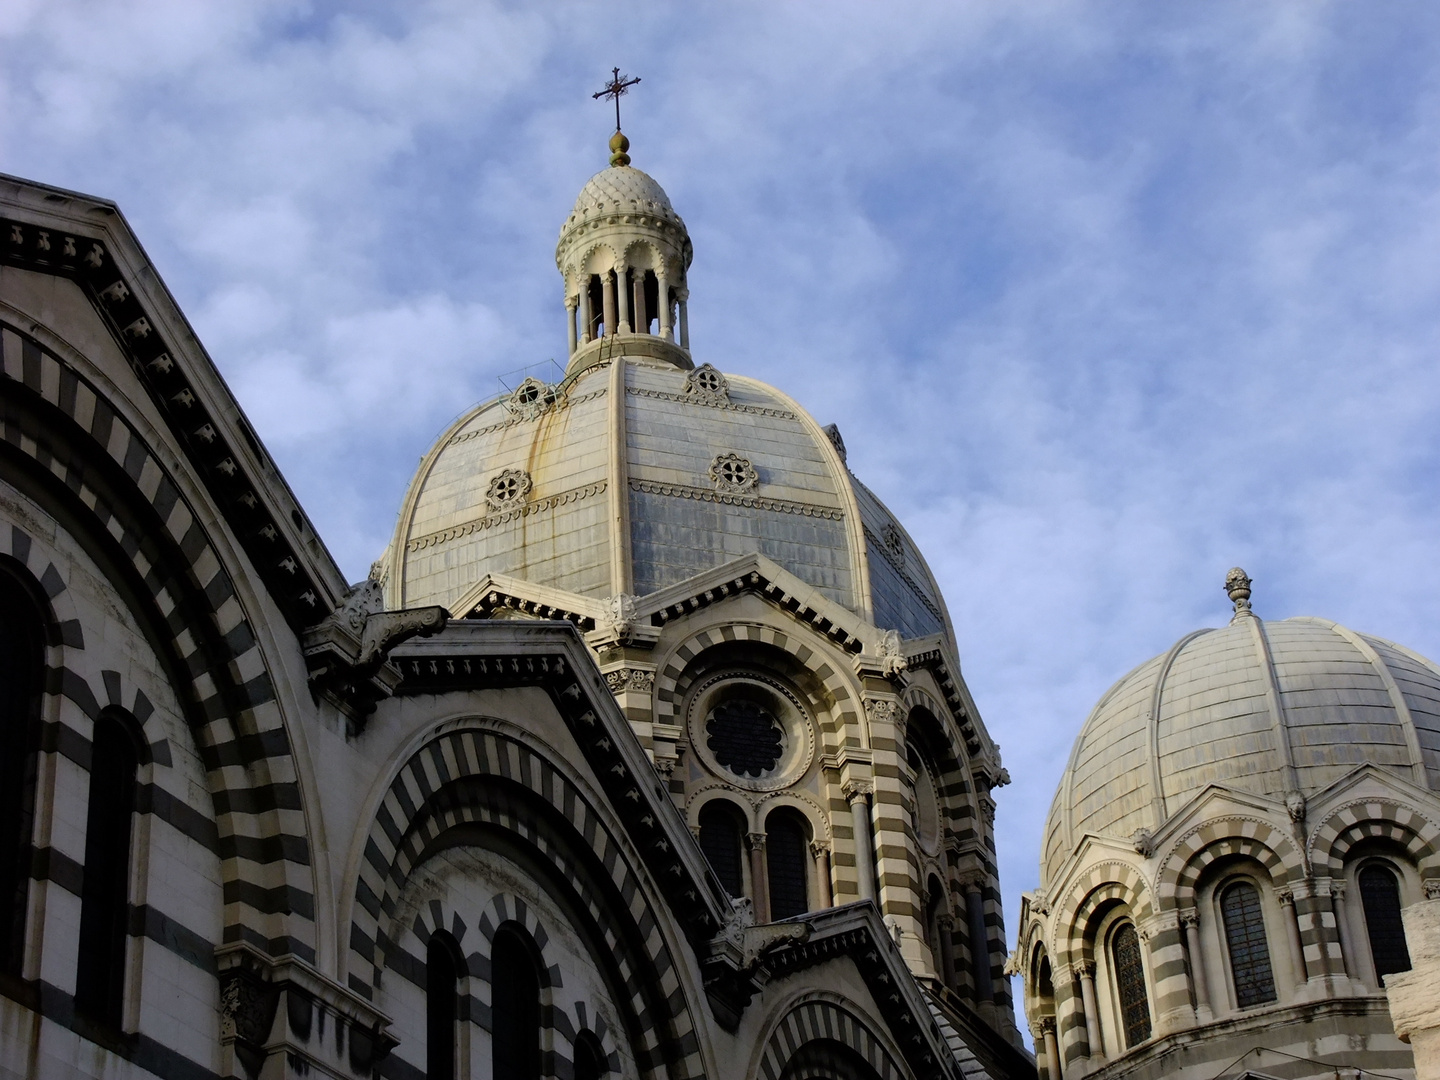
(654, 621, 858, 743)
(755, 996, 909, 1080)
(1159, 817, 1303, 904)
(1309, 798, 1440, 877)
(1057, 864, 1153, 965)
(0, 323, 315, 962)
(350, 722, 705, 1080)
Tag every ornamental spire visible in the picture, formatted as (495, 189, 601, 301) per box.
(593, 67, 640, 166)
(1225, 567, 1254, 622)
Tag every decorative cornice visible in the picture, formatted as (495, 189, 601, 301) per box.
(630, 477, 843, 520)
(627, 383, 796, 419)
(407, 480, 607, 551)
(443, 386, 607, 448)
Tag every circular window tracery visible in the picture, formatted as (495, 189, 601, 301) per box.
(486, 468, 533, 511)
(709, 453, 758, 493)
(707, 699, 783, 777)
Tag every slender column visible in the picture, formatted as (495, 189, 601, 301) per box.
(747, 832, 769, 923)
(565, 296, 578, 355)
(1040, 1019, 1062, 1080)
(657, 275, 672, 339)
(580, 281, 594, 344)
(616, 265, 631, 333)
(810, 841, 833, 909)
(1331, 882, 1355, 980)
(632, 271, 647, 333)
(1277, 888, 1309, 986)
(962, 874, 994, 1004)
(1076, 961, 1102, 1059)
(1181, 910, 1211, 1016)
(844, 781, 876, 902)
(602, 272, 617, 337)
(677, 287, 689, 348)
(936, 912, 958, 989)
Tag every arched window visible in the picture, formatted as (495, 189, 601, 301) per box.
(1359, 863, 1411, 979)
(698, 800, 745, 898)
(492, 923, 542, 1080)
(1110, 922, 1151, 1047)
(1220, 880, 1276, 1008)
(426, 931, 463, 1080)
(75, 708, 141, 1026)
(765, 808, 809, 920)
(0, 558, 47, 976)
(573, 1029, 608, 1080)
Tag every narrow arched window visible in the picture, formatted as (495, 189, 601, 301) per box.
(426, 931, 462, 1080)
(75, 708, 139, 1025)
(492, 923, 541, 1080)
(1359, 864, 1411, 979)
(1220, 881, 1276, 1007)
(0, 559, 46, 976)
(765, 808, 809, 920)
(573, 1029, 608, 1080)
(698, 800, 744, 898)
(1110, 922, 1151, 1047)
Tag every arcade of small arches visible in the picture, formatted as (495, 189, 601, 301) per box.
(563, 240, 689, 355)
(1020, 812, 1439, 1079)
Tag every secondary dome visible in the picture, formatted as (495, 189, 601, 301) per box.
(567, 165, 677, 222)
(1042, 569, 1440, 888)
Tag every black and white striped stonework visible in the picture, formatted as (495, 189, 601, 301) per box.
(754, 998, 906, 1080)
(349, 721, 706, 1080)
(0, 323, 317, 964)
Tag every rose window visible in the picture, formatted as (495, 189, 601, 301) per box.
(486, 468, 532, 511)
(706, 699, 784, 777)
(694, 369, 722, 394)
(709, 453, 757, 493)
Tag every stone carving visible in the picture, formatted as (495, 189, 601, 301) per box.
(863, 696, 901, 727)
(874, 629, 909, 678)
(842, 779, 873, 803)
(505, 376, 562, 420)
(1226, 566, 1254, 619)
(486, 468, 533, 511)
(883, 523, 905, 566)
(604, 666, 655, 694)
(218, 970, 279, 1047)
(629, 477, 840, 519)
(709, 453, 758, 493)
(1131, 827, 1156, 857)
(821, 423, 847, 463)
(685, 363, 730, 404)
(1285, 790, 1307, 823)
(1424, 878, 1440, 900)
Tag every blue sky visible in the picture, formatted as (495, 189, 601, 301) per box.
(6, 1, 1440, 1034)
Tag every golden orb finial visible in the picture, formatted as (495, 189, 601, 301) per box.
(609, 130, 631, 167)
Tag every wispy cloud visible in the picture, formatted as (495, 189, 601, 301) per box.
(6, 1, 1440, 1037)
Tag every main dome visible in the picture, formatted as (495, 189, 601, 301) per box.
(1041, 595, 1440, 887)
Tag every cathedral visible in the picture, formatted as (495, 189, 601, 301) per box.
(0, 121, 1029, 1080)
(2, 107, 1439, 1080)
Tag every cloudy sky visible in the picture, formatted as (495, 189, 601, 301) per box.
(6, 0, 1440, 1033)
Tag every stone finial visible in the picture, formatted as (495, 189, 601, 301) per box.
(1225, 566, 1254, 621)
(609, 130, 631, 167)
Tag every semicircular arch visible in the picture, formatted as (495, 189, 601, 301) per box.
(1158, 817, 1303, 906)
(1309, 798, 1440, 877)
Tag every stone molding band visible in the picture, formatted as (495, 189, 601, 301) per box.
(629, 477, 844, 520)
(407, 480, 608, 552)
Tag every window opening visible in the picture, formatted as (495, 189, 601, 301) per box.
(492, 924, 542, 1080)
(75, 709, 139, 1026)
(426, 932, 462, 1080)
(1359, 863, 1411, 979)
(765, 809, 809, 920)
(706, 698, 782, 777)
(1220, 881, 1276, 1008)
(573, 1030, 608, 1080)
(1110, 922, 1151, 1047)
(698, 801, 745, 897)
(0, 561, 45, 976)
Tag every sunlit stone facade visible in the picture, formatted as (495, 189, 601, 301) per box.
(1017, 570, 1440, 1080)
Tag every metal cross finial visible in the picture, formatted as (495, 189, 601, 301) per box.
(593, 67, 640, 132)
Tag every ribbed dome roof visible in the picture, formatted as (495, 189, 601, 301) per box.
(1041, 612, 1440, 886)
(383, 357, 952, 644)
(566, 165, 677, 223)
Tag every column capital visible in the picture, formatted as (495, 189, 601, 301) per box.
(1424, 877, 1440, 900)
(1075, 960, 1096, 979)
(1038, 1017, 1057, 1035)
(1276, 886, 1295, 907)
(565, 296, 578, 311)
(956, 870, 987, 893)
(1329, 881, 1346, 902)
(842, 779, 873, 803)
(808, 840, 831, 859)
(746, 831, 767, 850)
(936, 912, 956, 931)
(1180, 908, 1200, 929)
